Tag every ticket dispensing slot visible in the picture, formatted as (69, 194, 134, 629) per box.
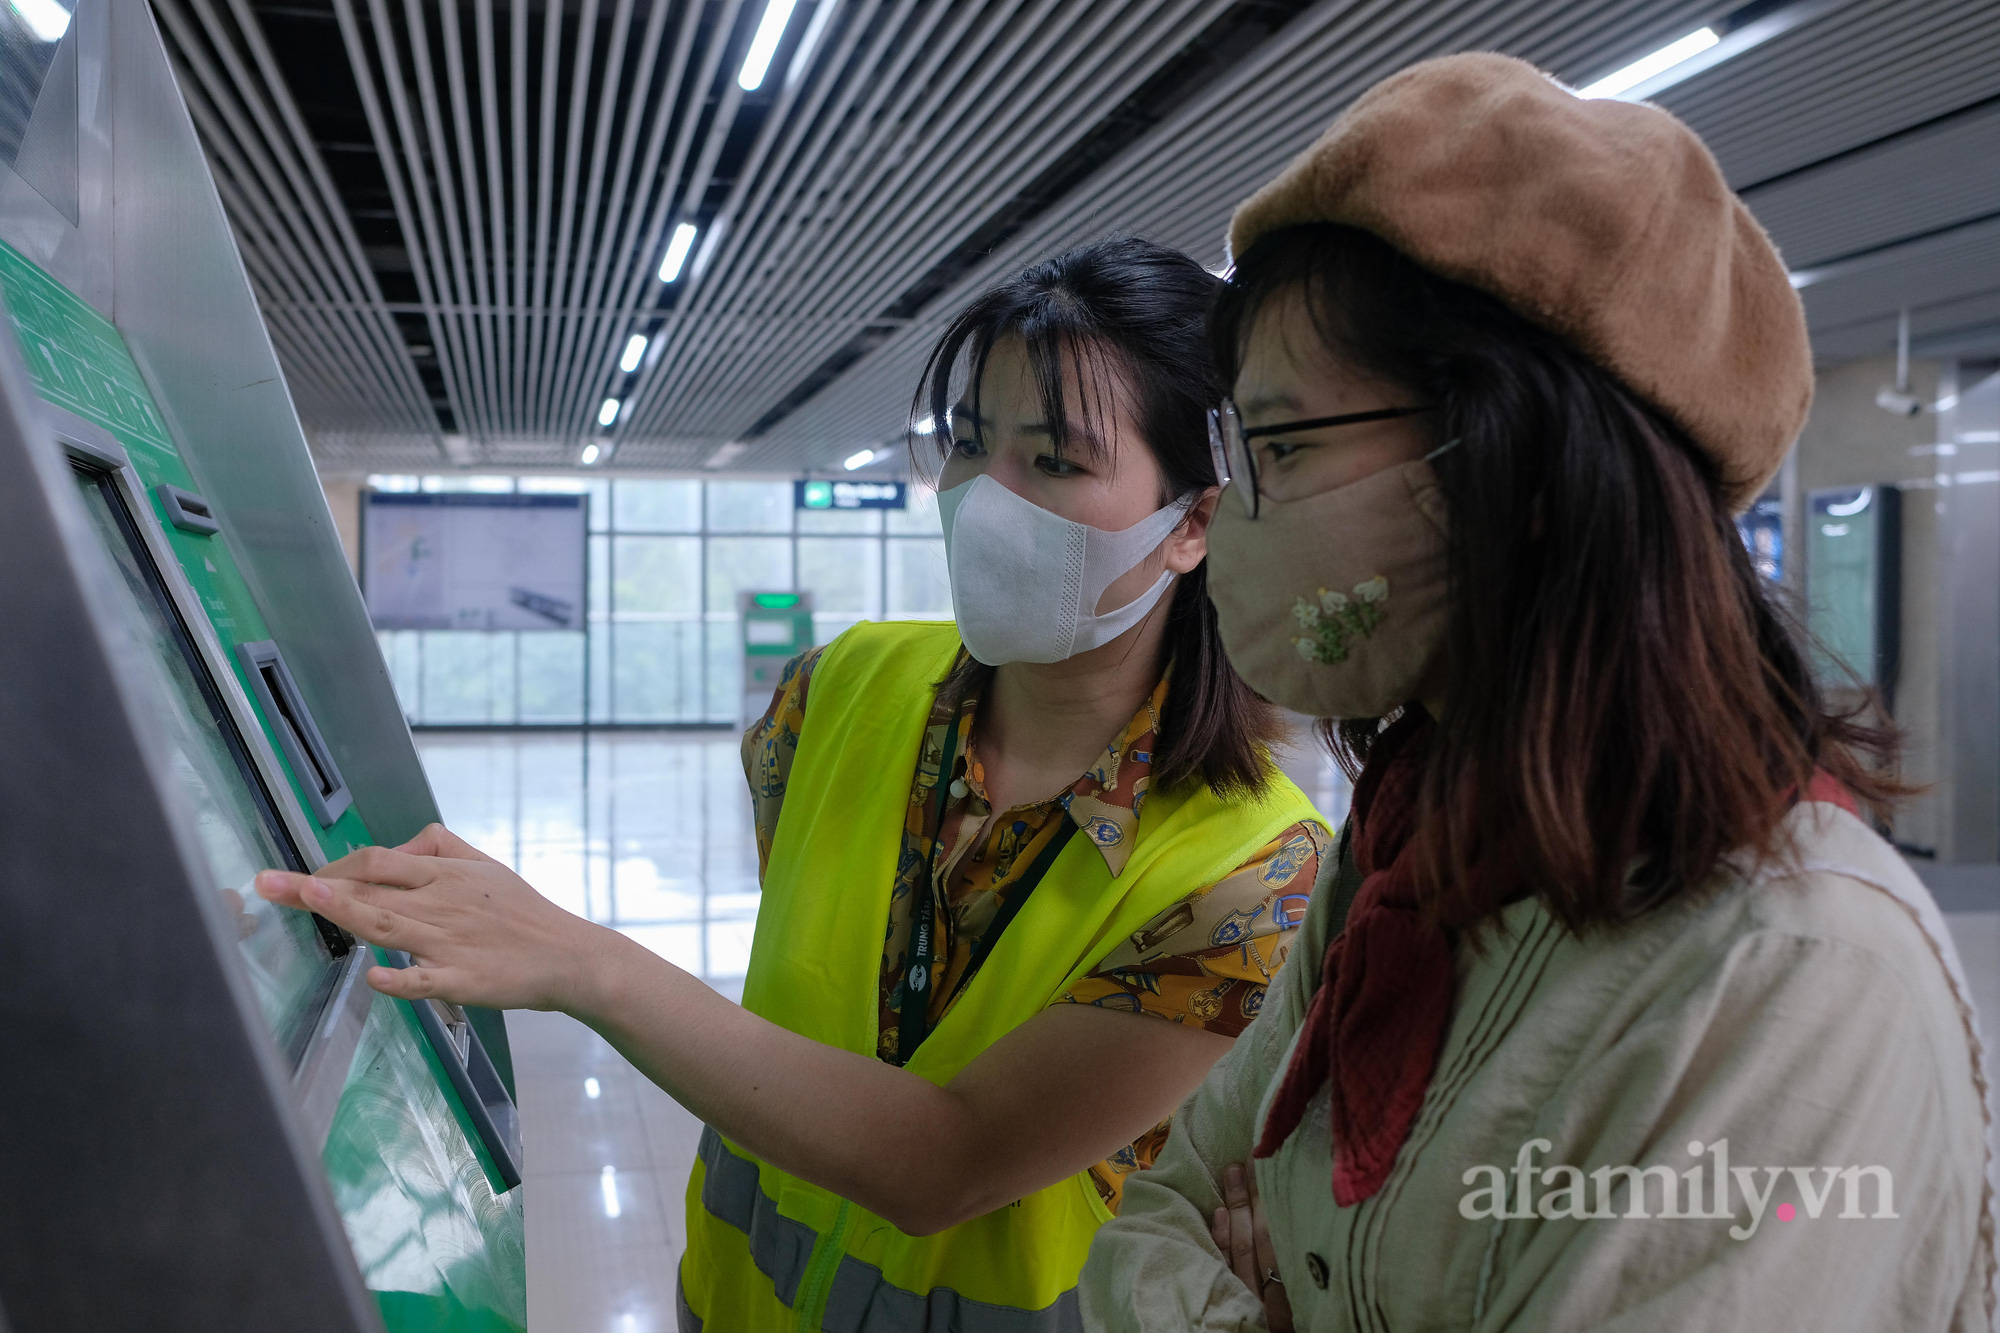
(384, 947, 525, 1191)
(236, 639, 353, 827)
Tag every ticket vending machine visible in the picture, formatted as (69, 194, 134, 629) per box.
(0, 0, 524, 1328)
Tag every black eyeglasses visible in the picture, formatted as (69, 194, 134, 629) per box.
(1207, 400, 1432, 517)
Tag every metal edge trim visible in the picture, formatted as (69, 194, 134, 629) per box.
(290, 945, 375, 1150)
(86, 450, 336, 871)
(381, 947, 524, 1192)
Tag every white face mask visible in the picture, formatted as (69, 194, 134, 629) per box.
(936, 474, 1190, 666)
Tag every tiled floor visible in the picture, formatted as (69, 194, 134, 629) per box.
(416, 727, 2000, 1332)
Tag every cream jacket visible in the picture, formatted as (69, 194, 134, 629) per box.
(1081, 802, 1996, 1330)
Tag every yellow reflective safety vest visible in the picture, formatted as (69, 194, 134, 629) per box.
(679, 620, 1321, 1332)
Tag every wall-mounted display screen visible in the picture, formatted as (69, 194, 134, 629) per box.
(1807, 484, 1901, 699)
(363, 492, 586, 632)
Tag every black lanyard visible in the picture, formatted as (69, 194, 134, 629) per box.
(894, 719, 1079, 1066)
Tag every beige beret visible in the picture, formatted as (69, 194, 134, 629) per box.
(1229, 52, 1811, 511)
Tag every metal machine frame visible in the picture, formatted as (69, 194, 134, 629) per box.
(0, 281, 383, 1333)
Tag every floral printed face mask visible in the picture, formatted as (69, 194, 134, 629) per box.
(1205, 450, 1451, 719)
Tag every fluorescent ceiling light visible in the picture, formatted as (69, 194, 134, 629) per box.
(619, 334, 648, 373)
(584, 1077, 601, 1098)
(658, 223, 698, 282)
(1579, 27, 1718, 98)
(738, 0, 799, 91)
(843, 448, 876, 470)
(597, 397, 621, 427)
(580, 443, 602, 465)
(1578, 2, 1832, 103)
(703, 441, 749, 469)
(912, 414, 935, 435)
(10, 0, 70, 43)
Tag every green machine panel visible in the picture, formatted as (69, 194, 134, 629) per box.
(0, 237, 526, 1333)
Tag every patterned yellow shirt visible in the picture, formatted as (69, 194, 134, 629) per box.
(743, 642, 1327, 1212)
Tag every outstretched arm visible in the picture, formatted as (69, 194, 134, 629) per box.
(256, 826, 1228, 1236)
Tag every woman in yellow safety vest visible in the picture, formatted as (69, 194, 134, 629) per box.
(258, 236, 1327, 1331)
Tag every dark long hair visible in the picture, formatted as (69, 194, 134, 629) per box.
(1211, 223, 1904, 930)
(911, 235, 1282, 795)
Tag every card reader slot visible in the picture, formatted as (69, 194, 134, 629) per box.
(235, 640, 353, 827)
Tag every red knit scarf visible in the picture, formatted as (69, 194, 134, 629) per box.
(1253, 708, 1454, 1205)
(1253, 710, 1863, 1208)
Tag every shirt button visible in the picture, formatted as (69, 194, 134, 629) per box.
(1306, 1252, 1330, 1289)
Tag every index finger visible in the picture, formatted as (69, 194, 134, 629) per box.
(314, 843, 439, 889)
(256, 870, 436, 954)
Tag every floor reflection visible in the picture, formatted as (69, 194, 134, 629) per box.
(418, 728, 758, 1000)
(419, 728, 743, 1333)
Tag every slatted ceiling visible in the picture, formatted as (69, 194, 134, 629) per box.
(158, 0, 437, 437)
(1738, 103, 2000, 271)
(776, 0, 2000, 460)
(1670, 0, 2000, 189)
(1672, 0, 2000, 187)
(1798, 219, 2000, 335)
(1814, 289, 2000, 364)
(155, 0, 2000, 474)
(615, 0, 1248, 452)
(763, 0, 1717, 461)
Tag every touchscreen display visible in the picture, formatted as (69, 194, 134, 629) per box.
(71, 465, 338, 1057)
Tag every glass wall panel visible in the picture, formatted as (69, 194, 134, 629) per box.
(614, 478, 701, 532)
(611, 620, 705, 721)
(518, 632, 585, 722)
(705, 620, 743, 721)
(588, 621, 612, 725)
(797, 537, 881, 619)
(797, 506, 882, 534)
(419, 631, 517, 722)
(887, 538, 952, 618)
(378, 477, 953, 725)
(706, 479, 792, 532)
(589, 534, 610, 616)
(706, 535, 791, 612)
(613, 536, 701, 614)
(888, 484, 944, 535)
(377, 629, 420, 706)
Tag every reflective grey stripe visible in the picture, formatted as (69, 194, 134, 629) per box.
(696, 1126, 1083, 1332)
(699, 1125, 820, 1306)
(823, 1254, 1083, 1333)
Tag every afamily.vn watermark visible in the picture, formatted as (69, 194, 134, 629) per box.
(1459, 1139, 1898, 1240)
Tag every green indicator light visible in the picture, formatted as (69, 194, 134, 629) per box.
(801, 480, 833, 509)
(753, 592, 802, 609)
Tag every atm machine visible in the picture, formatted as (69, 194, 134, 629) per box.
(0, 0, 525, 1329)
